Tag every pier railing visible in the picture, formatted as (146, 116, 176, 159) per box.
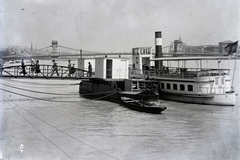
(0, 65, 89, 79)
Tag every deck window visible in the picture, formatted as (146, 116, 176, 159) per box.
(161, 83, 164, 89)
(173, 84, 177, 90)
(188, 85, 193, 91)
(167, 83, 171, 89)
(180, 84, 185, 91)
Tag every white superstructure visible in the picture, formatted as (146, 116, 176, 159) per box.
(131, 55, 236, 106)
(151, 56, 236, 105)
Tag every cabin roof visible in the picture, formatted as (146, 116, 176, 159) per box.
(150, 56, 236, 61)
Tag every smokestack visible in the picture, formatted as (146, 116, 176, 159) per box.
(155, 31, 163, 69)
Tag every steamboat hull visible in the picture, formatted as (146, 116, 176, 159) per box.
(79, 78, 160, 103)
(79, 78, 121, 103)
(80, 90, 121, 103)
(159, 92, 236, 106)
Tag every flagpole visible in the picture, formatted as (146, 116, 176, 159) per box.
(231, 45, 238, 92)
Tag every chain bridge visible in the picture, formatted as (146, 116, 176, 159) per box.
(2, 40, 180, 61)
(2, 39, 230, 62)
(2, 40, 134, 61)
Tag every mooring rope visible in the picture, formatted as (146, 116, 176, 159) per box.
(8, 78, 78, 86)
(80, 90, 116, 96)
(2, 97, 120, 160)
(0, 87, 118, 103)
(2, 83, 79, 95)
(93, 90, 118, 100)
(1, 83, 116, 97)
(0, 88, 81, 103)
(2, 96, 74, 160)
(2, 81, 74, 88)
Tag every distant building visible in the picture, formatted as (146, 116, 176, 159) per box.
(219, 40, 234, 54)
(167, 38, 239, 55)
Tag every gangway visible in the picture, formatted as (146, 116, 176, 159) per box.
(0, 65, 90, 79)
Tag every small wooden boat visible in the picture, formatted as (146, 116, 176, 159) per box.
(121, 97, 167, 114)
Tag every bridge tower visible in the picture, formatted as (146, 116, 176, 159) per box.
(51, 40, 59, 58)
(173, 36, 183, 53)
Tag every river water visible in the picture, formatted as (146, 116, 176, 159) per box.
(0, 60, 239, 160)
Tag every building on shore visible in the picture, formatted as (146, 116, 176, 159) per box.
(164, 38, 240, 55)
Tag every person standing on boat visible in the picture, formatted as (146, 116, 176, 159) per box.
(88, 62, 92, 77)
(51, 59, 59, 76)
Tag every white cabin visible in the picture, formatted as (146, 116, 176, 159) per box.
(95, 57, 129, 79)
(78, 57, 129, 79)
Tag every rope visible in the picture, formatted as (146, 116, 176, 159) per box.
(2, 83, 79, 95)
(1, 83, 116, 97)
(94, 91, 118, 100)
(80, 90, 115, 96)
(0, 87, 119, 103)
(8, 79, 78, 86)
(2, 97, 119, 160)
(0, 88, 81, 103)
(2, 96, 74, 160)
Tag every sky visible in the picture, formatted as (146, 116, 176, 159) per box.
(0, 0, 239, 52)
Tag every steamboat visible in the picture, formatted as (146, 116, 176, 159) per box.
(129, 32, 237, 106)
(147, 56, 236, 106)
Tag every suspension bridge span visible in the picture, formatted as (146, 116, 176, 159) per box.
(1, 40, 229, 62)
(2, 40, 177, 61)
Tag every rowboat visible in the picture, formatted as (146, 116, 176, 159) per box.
(121, 97, 167, 114)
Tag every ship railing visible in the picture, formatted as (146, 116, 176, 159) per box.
(197, 69, 230, 77)
(129, 67, 230, 80)
(129, 69, 145, 79)
(143, 68, 197, 79)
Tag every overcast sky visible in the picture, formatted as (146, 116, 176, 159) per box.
(0, 0, 239, 52)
